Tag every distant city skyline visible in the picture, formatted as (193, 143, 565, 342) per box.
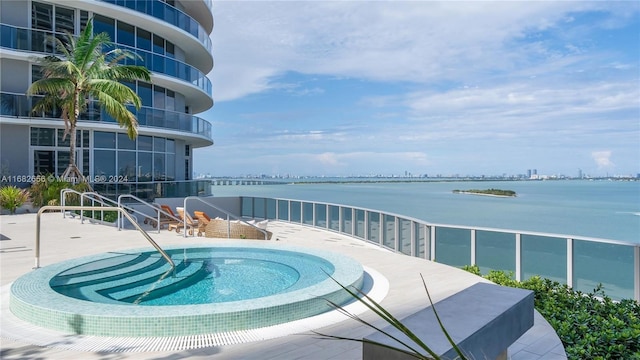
(195, 1, 639, 178)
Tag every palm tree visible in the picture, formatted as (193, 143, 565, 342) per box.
(27, 18, 151, 182)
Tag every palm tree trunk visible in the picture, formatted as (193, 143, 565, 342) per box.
(61, 90, 83, 183)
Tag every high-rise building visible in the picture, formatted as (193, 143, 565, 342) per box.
(0, 0, 214, 199)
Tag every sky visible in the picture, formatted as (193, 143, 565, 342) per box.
(194, 1, 640, 178)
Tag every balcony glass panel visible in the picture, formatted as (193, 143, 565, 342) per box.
(277, 200, 289, 221)
(382, 215, 395, 249)
(367, 212, 380, 244)
(399, 219, 412, 255)
(266, 198, 276, 220)
(329, 205, 340, 231)
(290, 201, 301, 223)
(98, 0, 213, 52)
(1, 92, 213, 141)
(314, 203, 327, 228)
(521, 235, 566, 283)
(435, 227, 471, 267)
(354, 209, 365, 238)
(0, 25, 212, 97)
(476, 231, 516, 275)
(241, 197, 253, 218)
(573, 240, 634, 300)
(302, 202, 314, 225)
(341, 207, 353, 235)
(253, 198, 266, 219)
(415, 223, 427, 258)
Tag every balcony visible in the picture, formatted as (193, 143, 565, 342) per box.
(0, 92, 213, 144)
(0, 24, 212, 101)
(98, 0, 212, 53)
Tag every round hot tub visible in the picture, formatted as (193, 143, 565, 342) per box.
(10, 242, 364, 336)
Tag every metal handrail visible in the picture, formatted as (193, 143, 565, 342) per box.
(183, 196, 270, 240)
(118, 194, 183, 232)
(35, 206, 175, 273)
(62, 190, 134, 224)
(61, 189, 114, 223)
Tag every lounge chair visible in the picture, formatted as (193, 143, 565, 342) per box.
(193, 211, 211, 237)
(171, 207, 197, 236)
(144, 204, 180, 229)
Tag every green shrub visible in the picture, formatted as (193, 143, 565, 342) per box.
(80, 210, 118, 223)
(29, 175, 90, 207)
(464, 266, 640, 359)
(0, 186, 30, 214)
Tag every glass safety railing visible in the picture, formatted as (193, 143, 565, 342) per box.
(239, 196, 640, 302)
(0, 92, 212, 140)
(0, 25, 212, 97)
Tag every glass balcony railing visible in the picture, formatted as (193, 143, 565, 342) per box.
(239, 196, 640, 302)
(98, 0, 212, 53)
(0, 92, 212, 140)
(0, 25, 212, 97)
(93, 180, 212, 201)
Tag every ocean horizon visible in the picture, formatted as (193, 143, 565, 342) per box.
(210, 179, 640, 244)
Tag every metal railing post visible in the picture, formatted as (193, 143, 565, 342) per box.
(515, 233, 522, 282)
(567, 238, 574, 288)
(635, 245, 640, 302)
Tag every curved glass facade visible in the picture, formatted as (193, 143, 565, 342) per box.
(0, 0, 213, 190)
(0, 25, 212, 97)
(0, 92, 212, 140)
(98, 0, 212, 52)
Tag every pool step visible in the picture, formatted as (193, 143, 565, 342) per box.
(51, 260, 191, 304)
(52, 253, 152, 279)
(102, 261, 207, 302)
(50, 255, 168, 287)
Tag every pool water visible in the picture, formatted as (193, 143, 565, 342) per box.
(142, 258, 300, 305)
(50, 247, 336, 306)
(12, 243, 364, 336)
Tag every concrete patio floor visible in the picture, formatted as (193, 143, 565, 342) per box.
(0, 212, 566, 359)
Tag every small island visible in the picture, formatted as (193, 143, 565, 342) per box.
(452, 188, 517, 197)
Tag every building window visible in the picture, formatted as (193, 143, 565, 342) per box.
(118, 151, 136, 181)
(94, 131, 116, 149)
(32, 2, 53, 31)
(56, 151, 70, 175)
(94, 150, 116, 177)
(34, 150, 54, 175)
(138, 152, 152, 181)
(55, 6, 75, 34)
(93, 15, 115, 40)
(137, 28, 152, 51)
(138, 135, 153, 151)
(30, 128, 55, 146)
(153, 34, 165, 55)
(153, 153, 165, 181)
(117, 133, 136, 150)
(116, 21, 135, 47)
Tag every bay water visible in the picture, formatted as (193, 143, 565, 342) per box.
(211, 179, 640, 243)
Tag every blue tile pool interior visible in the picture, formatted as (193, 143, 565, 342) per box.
(49, 247, 336, 305)
(10, 242, 364, 336)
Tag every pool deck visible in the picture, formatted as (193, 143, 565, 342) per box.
(0, 212, 566, 359)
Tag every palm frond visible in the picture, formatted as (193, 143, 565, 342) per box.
(94, 90, 139, 139)
(314, 274, 470, 360)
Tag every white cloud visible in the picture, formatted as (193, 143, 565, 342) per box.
(591, 151, 615, 169)
(199, 1, 640, 176)
(210, 1, 629, 101)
